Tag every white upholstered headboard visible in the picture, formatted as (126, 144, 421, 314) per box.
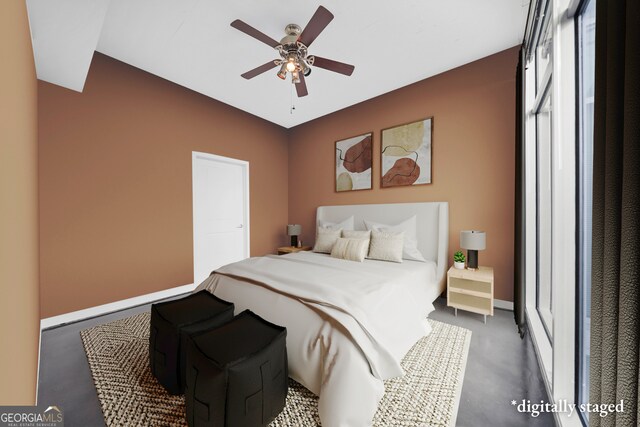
(316, 202, 449, 286)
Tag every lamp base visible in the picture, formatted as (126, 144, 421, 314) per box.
(467, 250, 478, 270)
(290, 235, 298, 247)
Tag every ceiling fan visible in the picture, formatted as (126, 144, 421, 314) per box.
(231, 6, 355, 97)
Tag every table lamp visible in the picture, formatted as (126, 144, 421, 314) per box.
(460, 230, 486, 270)
(287, 224, 301, 247)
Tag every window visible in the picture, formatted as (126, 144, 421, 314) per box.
(577, 0, 596, 422)
(523, 0, 586, 419)
(533, 7, 554, 342)
(536, 89, 553, 339)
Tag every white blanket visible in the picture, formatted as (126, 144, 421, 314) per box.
(196, 251, 437, 426)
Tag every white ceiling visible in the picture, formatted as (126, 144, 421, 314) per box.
(27, 0, 111, 92)
(28, 0, 529, 128)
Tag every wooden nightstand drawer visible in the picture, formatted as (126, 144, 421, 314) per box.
(448, 292, 492, 314)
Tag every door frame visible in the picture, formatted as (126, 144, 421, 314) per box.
(192, 151, 250, 283)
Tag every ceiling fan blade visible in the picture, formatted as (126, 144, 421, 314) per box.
(241, 61, 279, 79)
(231, 19, 280, 48)
(298, 6, 334, 47)
(310, 56, 355, 76)
(295, 74, 309, 97)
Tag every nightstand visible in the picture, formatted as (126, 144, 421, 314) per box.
(277, 246, 312, 255)
(447, 266, 494, 323)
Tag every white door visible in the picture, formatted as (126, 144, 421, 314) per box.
(192, 152, 249, 285)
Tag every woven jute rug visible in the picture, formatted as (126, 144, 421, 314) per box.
(81, 312, 471, 427)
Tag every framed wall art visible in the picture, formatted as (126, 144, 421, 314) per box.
(335, 132, 373, 192)
(381, 117, 433, 188)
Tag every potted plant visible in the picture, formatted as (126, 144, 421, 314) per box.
(454, 251, 465, 270)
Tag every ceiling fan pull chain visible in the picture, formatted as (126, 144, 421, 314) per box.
(290, 82, 296, 114)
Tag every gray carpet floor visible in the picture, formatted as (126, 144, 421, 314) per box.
(37, 297, 554, 427)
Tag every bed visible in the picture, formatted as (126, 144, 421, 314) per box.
(195, 202, 449, 427)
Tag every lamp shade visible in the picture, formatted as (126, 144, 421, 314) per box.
(287, 224, 302, 236)
(460, 230, 486, 250)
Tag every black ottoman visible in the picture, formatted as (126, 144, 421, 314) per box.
(150, 290, 235, 395)
(185, 310, 288, 427)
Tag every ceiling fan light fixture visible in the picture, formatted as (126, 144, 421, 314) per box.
(301, 62, 312, 77)
(277, 63, 288, 80)
(286, 60, 297, 72)
(291, 70, 301, 84)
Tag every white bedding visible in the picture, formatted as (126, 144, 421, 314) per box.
(195, 251, 439, 427)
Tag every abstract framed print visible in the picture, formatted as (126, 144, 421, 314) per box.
(335, 132, 373, 192)
(381, 117, 433, 187)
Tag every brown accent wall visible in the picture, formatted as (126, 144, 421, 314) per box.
(288, 47, 518, 302)
(38, 53, 289, 318)
(0, 1, 40, 404)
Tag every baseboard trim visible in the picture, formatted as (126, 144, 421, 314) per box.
(494, 299, 514, 311)
(36, 324, 42, 404)
(40, 283, 196, 330)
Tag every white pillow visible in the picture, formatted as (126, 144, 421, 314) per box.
(364, 216, 426, 262)
(318, 216, 355, 231)
(313, 228, 342, 253)
(368, 229, 404, 263)
(330, 238, 370, 262)
(342, 230, 371, 240)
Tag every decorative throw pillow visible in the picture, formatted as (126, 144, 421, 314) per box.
(318, 216, 355, 231)
(367, 229, 404, 263)
(330, 238, 370, 262)
(364, 215, 426, 262)
(313, 228, 342, 253)
(342, 230, 371, 240)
